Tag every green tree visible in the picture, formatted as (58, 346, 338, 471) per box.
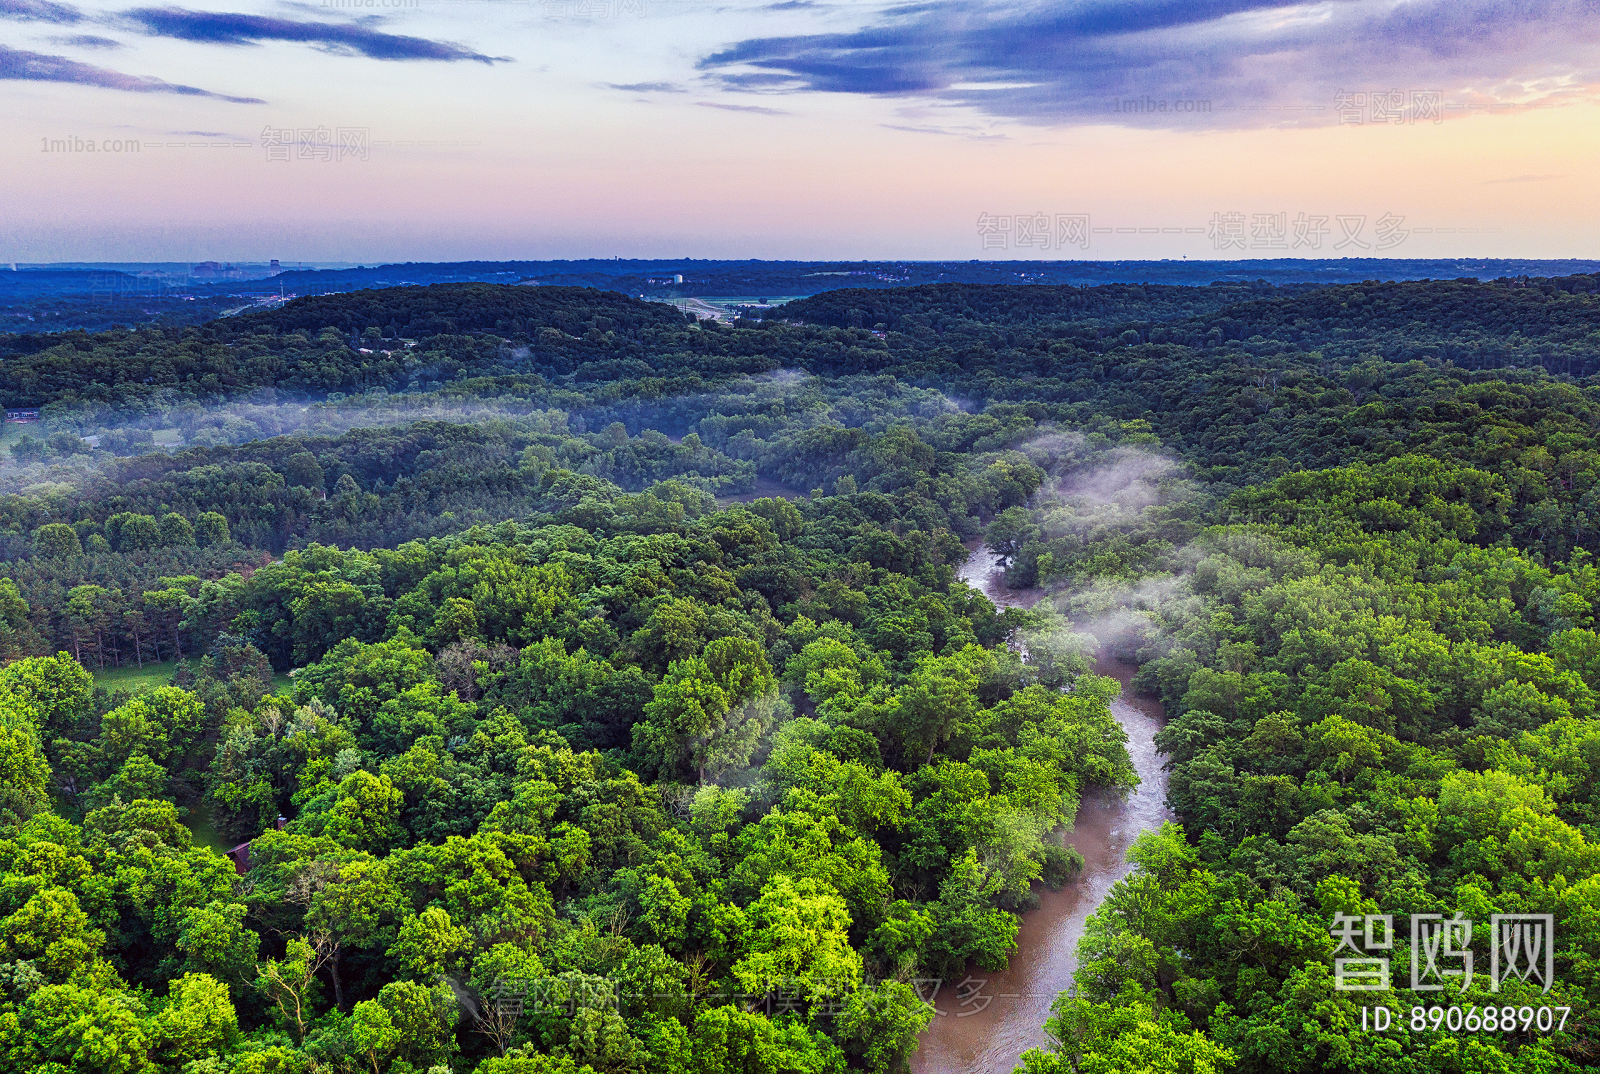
(373, 979, 457, 1069)
(285, 452, 325, 491)
(1017, 988, 1236, 1074)
(176, 901, 260, 994)
(732, 875, 862, 1003)
(254, 936, 328, 1043)
(986, 505, 1038, 564)
(896, 649, 981, 765)
(109, 511, 162, 552)
(0, 691, 52, 821)
(0, 652, 92, 747)
(159, 512, 195, 548)
(32, 522, 81, 559)
(322, 771, 406, 852)
(390, 905, 474, 981)
(304, 857, 407, 1010)
(152, 972, 239, 1066)
(0, 578, 34, 661)
(350, 996, 400, 1074)
(837, 979, 934, 1074)
(63, 585, 111, 667)
(690, 1005, 846, 1074)
(927, 848, 1018, 975)
(290, 582, 372, 666)
(0, 888, 106, 981)
(95, 687, 205, 772)
(194, 511, 231, 546)
(4, 982, 153, 1074)
(633, 636, 783, 783)
(143, 587, 194, 661)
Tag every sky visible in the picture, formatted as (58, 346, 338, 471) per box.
(2, 0, 1598, 262)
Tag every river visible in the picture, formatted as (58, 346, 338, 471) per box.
(909, 545, 1173, 1074)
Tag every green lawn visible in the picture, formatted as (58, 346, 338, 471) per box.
(92, 662, 294, 695)
(92, 660, 177, 694)
(185, 801, 235, 855)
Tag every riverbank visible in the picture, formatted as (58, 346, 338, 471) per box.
(909, 544, 1173, 1074)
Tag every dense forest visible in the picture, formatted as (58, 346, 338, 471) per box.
(0, 273, 1594, 1073)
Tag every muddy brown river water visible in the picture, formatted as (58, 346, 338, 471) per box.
(908, 546, 1173, 1074)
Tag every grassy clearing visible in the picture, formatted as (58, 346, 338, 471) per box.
(92, 660, 294, 696)
(92, 660, 177, 694)
(185, 801, 235, 855)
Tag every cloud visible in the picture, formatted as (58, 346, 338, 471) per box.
(699, 0, 1600, 129)
(51, 33, 122, 48)
(120, 7, 509, 63)
(696, 100, 791, 114)
(0, 0, 81, 22)
(881, 122, 1005, 139)
(0, 43, 265, 101)
(607, 80, 686, 92)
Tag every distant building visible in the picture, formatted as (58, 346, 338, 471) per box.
(270, 259, 281, 273)
(5, 409, 40, 423)
(674, 274, 683, 284)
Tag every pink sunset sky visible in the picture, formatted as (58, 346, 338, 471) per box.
(3, 0, 1597, 262)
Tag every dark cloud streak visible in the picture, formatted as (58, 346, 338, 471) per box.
(0, 42, 264, 101)
(120, 7, 508, 63)
(606, 80, 686, 92)
(696, 100, 792, 114)
(0, 0, 83, 23)
(52, 34, 122, 48)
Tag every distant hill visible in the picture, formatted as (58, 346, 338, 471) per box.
(760, 280, 1311, 330)
(228, 283, 687, 340)
(4, 273, 1599, 422)
(776, 272, 1600, 373)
